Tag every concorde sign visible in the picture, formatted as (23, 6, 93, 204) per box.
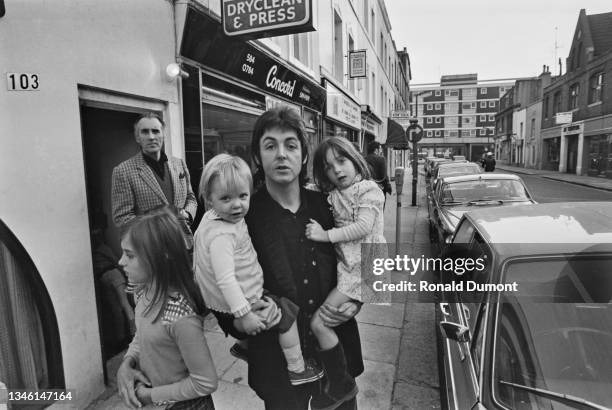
(222, 0, 315, 39)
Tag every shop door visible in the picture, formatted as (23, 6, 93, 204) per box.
(566, 136, 578, 173)
(80, 106, 140, 380)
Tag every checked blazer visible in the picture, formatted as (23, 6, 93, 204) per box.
(111, 152, 198, 248)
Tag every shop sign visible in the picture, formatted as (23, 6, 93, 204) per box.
(325, 81, 361, 130)
(265, 95, 301, 115)
(361, 117, 378, 136)
(222, 0, 314, 39)
(349, 50, 367, 78)
(555, 111, 573, 125)
(181, 8, 325, 112)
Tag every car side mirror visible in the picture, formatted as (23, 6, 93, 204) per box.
(440, 321, 470, 343)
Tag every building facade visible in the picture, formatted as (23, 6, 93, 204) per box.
(409, 74, 514, 161)
(0, 1, 411, 407)
(494, 70, 552, 165)
(540, 9, 612, 176)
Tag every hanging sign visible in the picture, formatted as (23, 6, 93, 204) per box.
(349, 50, 367, 78)
(222, 0, 314, 39)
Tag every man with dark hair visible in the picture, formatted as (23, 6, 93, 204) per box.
(111, 113, 197, 249)
(215, 107, 364, 410)
(481, 152, 496, 172)
(365, 141, 392, 201)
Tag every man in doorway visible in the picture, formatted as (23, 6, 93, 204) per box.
(111, 112, 197, 249)
(365, 141, 392, 202)
(215, 107, 364, 409)
(481, 152, 496, 172)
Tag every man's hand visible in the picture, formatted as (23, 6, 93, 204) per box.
(135, 384, 153, 406)
(239, 311, 266, 335)
(179, 209, 191, 224)
(117, 358, 151, 408)
(306, 219, 329, 242)
(318, 301, 361, 327)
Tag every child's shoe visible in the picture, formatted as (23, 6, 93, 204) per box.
(229, 342, 248, 362)
(288, 359, 325, 386)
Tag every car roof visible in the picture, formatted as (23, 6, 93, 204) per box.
(463, 202, 612, 247)
(440, 173, 520, 183)
(437, 162, 480, 170)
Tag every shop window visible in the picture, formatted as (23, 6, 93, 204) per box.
(0, 220, 65, 397)
(588, 72, 603, 104)
(569, 83, 580, 110)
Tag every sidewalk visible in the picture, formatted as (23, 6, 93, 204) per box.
(496, 163, 612, 192)
(87, 167, 439, 410)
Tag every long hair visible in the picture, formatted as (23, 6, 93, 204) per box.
(123, 207, 205, 321)
(199, 153, 252, 205)
(250, 107, 309, 188)
(312, 136, 371, 192)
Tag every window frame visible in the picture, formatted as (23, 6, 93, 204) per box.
(488, 101, 495, 108)
(588, 72, 603, 105)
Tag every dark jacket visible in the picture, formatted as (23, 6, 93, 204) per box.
(214, 187, 363, 408)
(365, 153, 392, 195)
(481, 157, 496, 172)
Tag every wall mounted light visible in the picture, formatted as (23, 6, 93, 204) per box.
(165, 63, 189, 81)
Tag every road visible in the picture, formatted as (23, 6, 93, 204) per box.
(498, 172, 612, 203)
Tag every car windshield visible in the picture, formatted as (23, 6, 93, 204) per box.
(437, 164, 481, 178)
(440, 180, 529, 204)
(493, 256, 612, 409)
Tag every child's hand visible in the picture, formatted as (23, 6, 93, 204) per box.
(239, 311, 266, 335)
(306, 219, 330, 242)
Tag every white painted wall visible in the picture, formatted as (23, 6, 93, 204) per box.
(0, 1, 180, 406)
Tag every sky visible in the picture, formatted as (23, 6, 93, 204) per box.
(384, 0, 612, 85)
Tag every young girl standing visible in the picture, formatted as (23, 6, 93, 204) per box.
(193, 153, 324, 386)
(116, 208, 217, 409)
(306, 137, 386, 409)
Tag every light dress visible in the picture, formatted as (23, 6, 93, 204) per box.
(328, 178, 386, 302)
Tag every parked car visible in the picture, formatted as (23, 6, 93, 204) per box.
(451, 155, 466, 161)
(428, 174, 535, 246)
(426, 158, 452, 178)
(428, 162, 482, 193)
(437, 202, 612, 410)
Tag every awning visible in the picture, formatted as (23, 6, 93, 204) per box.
(385, 118, 408, 149)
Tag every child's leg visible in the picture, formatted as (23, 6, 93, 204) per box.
(278, 320, 305, 373)
(311, 287, 352, 350)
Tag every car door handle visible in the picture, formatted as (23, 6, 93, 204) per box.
(440, 302, 450, 316)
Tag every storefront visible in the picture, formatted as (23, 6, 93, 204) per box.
(360, 105, 381, 151)
(584, 115, 612, 178)
(322, 79, 361, 144)
(542, 135, 561, 171)
(179, 7, 325, 218)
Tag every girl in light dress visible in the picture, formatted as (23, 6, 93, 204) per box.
(193, 153, 324, 386)
(305, 137, 386, 408)
(116, 208, 217, 409)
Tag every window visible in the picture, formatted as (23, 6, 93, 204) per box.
(370, 10, 375, 40)
(479, 128, 486, 135)
(569, 83, 580, 110)
(499, 87, 506, 94)
(489, 101, 495, 108)
(435, 130, 441, 137)
(435, 117, 441, 123)
(480, 101, 486, 108)
(444, 130, 450, 137)
(480, 115, 486, 122)
(488, 115, 494, 121)
(379, 33, 383, 59)
(446, 103, 458, 113)
(544, 96, 549, 119)
(435, 90, 441, 96)
(470, 129, 476, 136)
(292, 32, 311, 66)
(553, 91, 561, 114)
(488, 128, 494, 135)
(333, 11, 344, 81)
(427, 103, 433, 110)
(588, 72, 603, 104)
(445, 89, 459, 97)
(363, 0, 368, 30)
(348, 35, 355, 94)
(530, 118, 536, 139)
(435, 103, 441, 110)
(427, 130, 433, 137)
(463, 88, 476, 98)
(427, 117, 433, 124)
(480, 88, 487, 95)
(461, 130, 471, 137)
(449, 130, 458, 137)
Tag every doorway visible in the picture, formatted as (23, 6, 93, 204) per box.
(566, 135, 578, 174)
(80, 105, 140, 378)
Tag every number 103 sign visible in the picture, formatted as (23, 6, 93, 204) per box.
(7, 73, 40, 91)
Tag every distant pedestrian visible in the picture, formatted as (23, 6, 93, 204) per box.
(193, 153, 324, 387)
(111, 113, 197, 250)
(365, 141, 392, 204)
(116, 208, 217, 409)
(481, 152, 496, 172)
(307, 136, 387, 409)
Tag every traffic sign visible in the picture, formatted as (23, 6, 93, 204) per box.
(407, 124, 423, 143)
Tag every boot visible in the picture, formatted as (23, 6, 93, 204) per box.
(310, 343, 358, 410)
